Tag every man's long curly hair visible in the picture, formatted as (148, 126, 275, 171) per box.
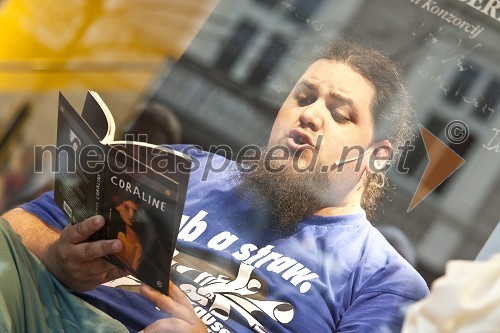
(317, 39, 415, 220)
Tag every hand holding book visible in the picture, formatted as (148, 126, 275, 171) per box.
(46, 215, 126, 292)
(139, 282, 208, 333)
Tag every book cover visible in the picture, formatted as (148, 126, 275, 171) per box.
(54, 91, 191, 294)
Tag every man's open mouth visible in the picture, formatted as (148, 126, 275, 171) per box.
(287, 129, 316, 152)
(293, 135, 308, 145)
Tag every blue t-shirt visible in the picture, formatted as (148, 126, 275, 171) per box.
(21, 146, 428, 332)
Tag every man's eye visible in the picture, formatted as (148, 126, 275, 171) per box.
(296, 94, 314, 106)
(330, 109, 350, 124)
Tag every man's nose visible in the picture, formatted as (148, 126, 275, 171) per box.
(299, 102, 323, 131)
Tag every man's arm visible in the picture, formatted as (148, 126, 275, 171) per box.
(2, 208, 59, 265)
(2, 208, 208, 333)
(336, 291, 420, 332)
(1, 208, 125, 291)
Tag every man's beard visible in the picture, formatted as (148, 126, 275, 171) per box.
(236, 147, 331, 232)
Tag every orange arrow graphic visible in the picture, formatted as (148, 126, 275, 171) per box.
(407, 125, 465, 212)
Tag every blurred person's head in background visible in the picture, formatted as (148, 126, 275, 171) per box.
(124, 102, 182, 145)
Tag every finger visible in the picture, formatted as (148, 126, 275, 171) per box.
(82, 267, 126, 286)
(140, 285, 195, 323)
(66, 215, 106, 244)
(60, 268, 110, 292)
(168, 281, 196, 310)
(79, 258, 120, 276)
(97, 266, 127, 282)
(60, 259, 111, 280)
(72, 239, 123, 262)
(141, 318, 192, 333)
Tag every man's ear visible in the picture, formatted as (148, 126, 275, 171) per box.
(365, 140, 393, 174)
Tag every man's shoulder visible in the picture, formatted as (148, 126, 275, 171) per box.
(300, 217, 428, 300)
(354, 226, 429, 300)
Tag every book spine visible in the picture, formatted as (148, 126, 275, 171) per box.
(90, 148, 107, 241)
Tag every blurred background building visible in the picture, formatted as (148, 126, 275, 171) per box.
(1, 0, 499, 285)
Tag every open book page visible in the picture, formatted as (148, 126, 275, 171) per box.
(81, 91, 116, 144)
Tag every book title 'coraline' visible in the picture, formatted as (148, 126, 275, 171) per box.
(110, 176, 167, 212)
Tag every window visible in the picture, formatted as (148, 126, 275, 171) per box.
(433, 133, 475, 193)
(403, 115, 447, 176)
(472, 78, 499, 121)
(402, 115, 476, 194)
(246, 35, 288, 87)
(215, 20, 258, 72)
(444, 63, 480, 105)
